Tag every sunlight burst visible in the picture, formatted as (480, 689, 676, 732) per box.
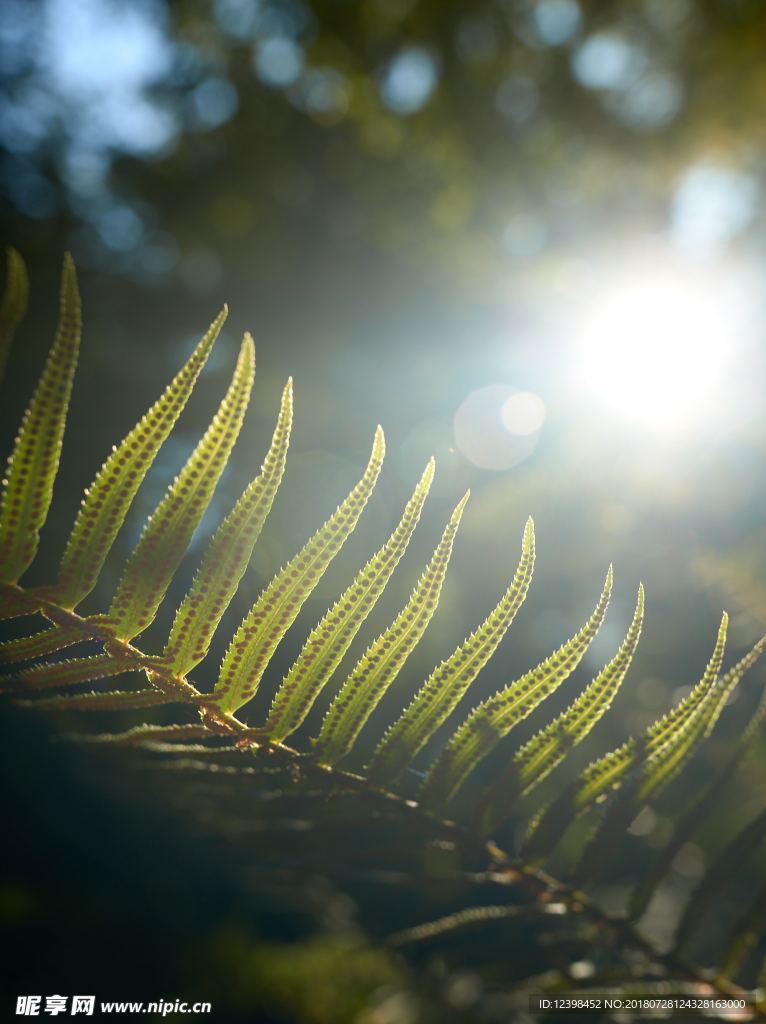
(577, 275, 732, 430)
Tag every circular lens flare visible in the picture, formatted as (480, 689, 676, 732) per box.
(501, 391, 546, 435)
(578, 276, 731, 430)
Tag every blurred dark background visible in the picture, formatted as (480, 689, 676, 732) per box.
(2, 1, 766, 1020)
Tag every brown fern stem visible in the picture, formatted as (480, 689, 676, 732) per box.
(1, 578, 761, 1016)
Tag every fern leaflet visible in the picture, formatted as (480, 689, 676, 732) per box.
(212, 426, 385, 714)
(0, 246, 29, 382)
(163, 376, 293, 675)
(314, 490, 469, 767)
(368, 517, 535, 787)
(421, 566, 614, 807)
(0, 255, 81, 583)
(52, 308, 227, 609)
(264, 457, 435, 742)
(478, 583, 644, 833)
(107, 334, 254, 640)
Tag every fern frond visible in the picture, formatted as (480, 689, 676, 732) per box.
(0, 246, 29, 382)
(478, 583, 644, 834)
(18, 688, 177, 711)
(5, 250, 766, 1004)
(368, 516, 535, 787)
(52, 308, 227, 609)
(11, 653, 150, 690)
(264, 458, 435, 742)
(421, 566, 614, 807)
(635, 623, 755, 806)
(0, 624, 86, 663)
(0, 254, 81, 582)
(0, 588, 37, 619)
(314, 490, 469, 767)
(107, 334, 254, 640)
(629, 676, 766, 921)
(523, 624, 764, 864)
(639, 612, 729, 763)
(71, 723, 212, 745)
(525, 618, 727, 862)
(163, 376, 293, 676)
(212, 426, 386, 714)
(388, 904, 529, 946)
(581, 612, 728, 808)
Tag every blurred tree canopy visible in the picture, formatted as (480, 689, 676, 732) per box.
(3, 0, 766, 293)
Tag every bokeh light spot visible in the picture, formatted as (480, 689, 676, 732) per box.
(190, 77, 239, 130)
(572, 32, 645, 91)
(531, 0, 582, 47)
(501, 391, 546, 436)
(454, 385, 540, 470)
(671, 163, 759, 255)
(253, 36, 304, 87)
(380, 47, 438, 115)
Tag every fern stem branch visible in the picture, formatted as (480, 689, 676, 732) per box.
(2, 579, 759, 1013)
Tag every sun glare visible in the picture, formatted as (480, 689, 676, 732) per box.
(577, 273, 734, 430)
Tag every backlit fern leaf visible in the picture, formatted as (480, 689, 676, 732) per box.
(478, 583, 644, 834)
(212, 425, 385, 714)
(0, 624, 86, 663)
(628, 672, 766, 921)
(3, 252, 766, 1005)
(421, 566, 613, 807)
(641, 611, 729, 762)
(11, 652, 151, 690)
(18, 688, 177, 711)
(51, 308, 226, 610)
(0, 255, 80, 583)
(0, 246, 28, 383)
(314, 490, 469, 767)
(163, 375, 293, 676)
(523, 620, 764, 864)
(368, 516, 535, 787)
(264, 457, 435, 743)
(72, 723, 212, 745)
(107, 333, 254, 640)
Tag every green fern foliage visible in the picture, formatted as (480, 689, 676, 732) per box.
(11, 652, 150, 690)
(522, 621, 766, 864)
(107, 333, 254, 641)
(52, 308, 227, 610)
(368, 516, 535, 787)
(2, 251, 765, 1009)
(628, 670, 766, 921)
(0, 246, 29, 382)
(18, 688, 178, 711)
(211, 424, 385, 715)
(478, 582, 644, 833)
(0, 255, 80, 582)
(0, 623, 85, 663)
(162, 375, 292, 676)
(264, 457, 435, 743)
(420, 566, 614, 807)
(314, 488, 469, 766)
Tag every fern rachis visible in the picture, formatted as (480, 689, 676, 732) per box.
(1, 249, 765, 1016)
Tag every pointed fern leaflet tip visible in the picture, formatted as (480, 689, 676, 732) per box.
(52, 307, 227, 609)
(0, 254, 81, 583)
(212, 425, 386, 714)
